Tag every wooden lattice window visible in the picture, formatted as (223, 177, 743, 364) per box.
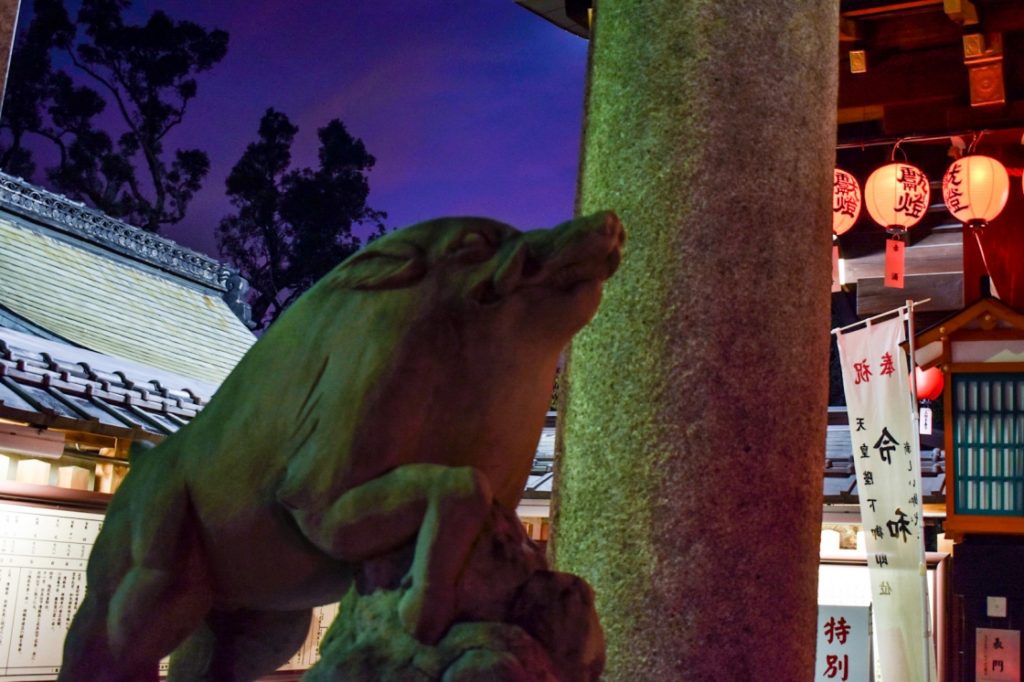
(953, 373, 1024, 515)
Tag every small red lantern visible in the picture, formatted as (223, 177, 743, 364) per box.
(865, 162, 931, 290)
(915, 366, 945, 401)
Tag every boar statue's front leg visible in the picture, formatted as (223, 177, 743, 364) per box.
(280, 463, 492, 644)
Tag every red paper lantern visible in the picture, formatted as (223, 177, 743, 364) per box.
(865, 162, 931, 232)
(832, 168, 861, 236)
(942, 154, 1009, 230)
(865, 162, 930, 289)
(915, 366, 945, 401)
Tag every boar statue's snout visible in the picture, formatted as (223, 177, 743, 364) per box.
(523, 210, 625, 293)
(593, 211, 625, 277)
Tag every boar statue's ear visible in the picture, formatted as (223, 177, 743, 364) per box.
(329, 241, 427, 291)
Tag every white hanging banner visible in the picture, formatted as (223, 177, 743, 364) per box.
(836, 313, 936, 682)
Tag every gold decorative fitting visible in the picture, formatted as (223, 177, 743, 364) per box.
(962, 33, 985, 59)
(945, 0, 979, 25)
(849, 50, 867, 74)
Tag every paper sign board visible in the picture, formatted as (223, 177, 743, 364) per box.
(816, 605, 872, 682)
(0, 501, 337, 680)
(978, 628, 1020, 682)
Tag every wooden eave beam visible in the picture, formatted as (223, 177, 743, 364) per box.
(859, 8, 964, 51)
(881, 105, 1010, 134)
(0, 403, 160, 443)
(839, 45, 967, 108)
(841, 0, 944, 19)
(973, 0, 1024, 33)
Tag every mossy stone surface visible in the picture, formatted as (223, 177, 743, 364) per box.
(553, 3, 838, 680)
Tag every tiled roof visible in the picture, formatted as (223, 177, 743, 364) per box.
(0, 175, 255, 384)
(0, 331, 564, 490)
(824, 424, 946, 502)
(0, 327, 213, 441)
(0, 324, 948, 504)
(524, 418, 556, 497)
(0, 173, 235, 290)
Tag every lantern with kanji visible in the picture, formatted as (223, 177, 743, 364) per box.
(832, 169, 861, 290)
(833, 168, 861, 236)
(865, 162, 931, 290)
(942, 154, 1009, 231)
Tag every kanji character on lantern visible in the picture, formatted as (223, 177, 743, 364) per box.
(833, 169, 862, 235)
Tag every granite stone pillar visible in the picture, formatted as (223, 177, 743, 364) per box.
(552, 3, 838, 680)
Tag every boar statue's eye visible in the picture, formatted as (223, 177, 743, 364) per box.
(450, 231, 494, 264)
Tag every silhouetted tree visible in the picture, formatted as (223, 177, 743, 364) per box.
(217, 108, 386, 330)
(0, 0, 228, 232)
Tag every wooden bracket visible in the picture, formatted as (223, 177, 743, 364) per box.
(564, 0, 592, 31)
(839, 17, 859, 42)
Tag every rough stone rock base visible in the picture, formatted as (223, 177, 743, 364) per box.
(304, 504, 604, 681)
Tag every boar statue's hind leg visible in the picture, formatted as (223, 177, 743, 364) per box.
(58, 589, 158, 682)
(59, 450, 213, 682)
(280, 463, 493, 645)
(168, 607, 313, 681)
(58, 514, 211, 682)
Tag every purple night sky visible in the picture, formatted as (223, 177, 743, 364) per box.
(14, 2, 589, 258)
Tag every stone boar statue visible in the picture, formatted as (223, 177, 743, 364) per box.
(58, 211, 624, 682)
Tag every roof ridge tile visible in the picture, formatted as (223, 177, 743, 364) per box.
(0, 171, 235, 290)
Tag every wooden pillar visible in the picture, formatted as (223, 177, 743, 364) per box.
(0, 0, 19, 122)
(552, 2, 838, 679)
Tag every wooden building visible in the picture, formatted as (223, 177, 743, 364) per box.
(0, 170, 255, 505)
(0, 171, 259, 678)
